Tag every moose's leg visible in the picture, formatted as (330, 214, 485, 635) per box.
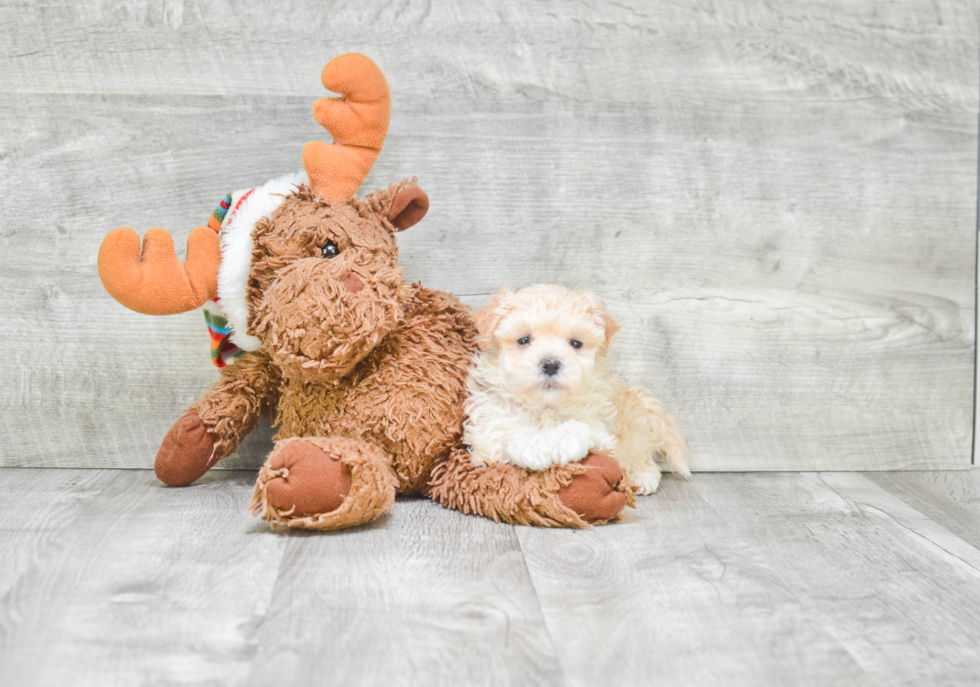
(250, 437, 398, 531)
(154, 412, 218, 487)
(428, 449, 635, 528)
(155, 351, 281, 487)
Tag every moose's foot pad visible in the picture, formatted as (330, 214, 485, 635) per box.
(250, 436, 397, 531)
(263, 440, 352, 517)
(155, 412, 218, 487)
(558, 452, 634, 524)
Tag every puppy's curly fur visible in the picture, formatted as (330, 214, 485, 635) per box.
(464, 284, 690, 494)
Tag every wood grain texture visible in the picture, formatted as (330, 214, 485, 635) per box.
(4, 468, 980, 685)
(0, 468, 117, 600)
(866, 469, 980, 548)
(245, 498, 562, 687)
(517, 472, 980, 686)
(0, 0, 975, 470)
(0, 470, 288, 686)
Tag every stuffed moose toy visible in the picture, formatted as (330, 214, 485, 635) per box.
(97, 53, 632, 530)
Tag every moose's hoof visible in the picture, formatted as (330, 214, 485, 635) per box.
(558, 453, 630, 523)
(155, 412, 217, 487)
(252, 437, 398, 531)
(264, 440, 353, 517)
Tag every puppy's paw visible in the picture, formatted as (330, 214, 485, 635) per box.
(589, 428, 618, 454)
(633, 465, 663, 495)
(505, 422, 591, 470)
(553, 421, 592, 464)
(506, 432, 560, 471)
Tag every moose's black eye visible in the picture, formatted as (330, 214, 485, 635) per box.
(517, 337, 531, 346)
(320, 240, 340, 258)
(570, 340, 582, 349)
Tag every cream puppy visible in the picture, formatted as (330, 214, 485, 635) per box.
(463, 284, 690, 494)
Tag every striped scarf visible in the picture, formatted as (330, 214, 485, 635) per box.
(204, 192, 249, 367)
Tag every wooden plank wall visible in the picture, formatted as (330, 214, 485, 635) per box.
(0, 0, 975, 470)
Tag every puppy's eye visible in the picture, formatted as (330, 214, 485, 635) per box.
(320, 240, 340, 258)
(570, 340, 582, 349)
(517, 337, 531, 346)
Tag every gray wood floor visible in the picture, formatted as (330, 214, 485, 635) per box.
(2, 468, 980, 686)
(1, 0, 975, 473)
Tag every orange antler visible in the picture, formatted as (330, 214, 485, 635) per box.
(98, 226, 220, 315)
(302, 53, 391, 204)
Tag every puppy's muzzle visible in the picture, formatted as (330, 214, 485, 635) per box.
(541, 358, 562, 377)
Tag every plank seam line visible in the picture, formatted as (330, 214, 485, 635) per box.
(816, 474, 980, 577)
(972, 76, 979, 466)
(240, 525, 294, 685)
(858, 502, 980, 577)
(512, 529, 570, 686)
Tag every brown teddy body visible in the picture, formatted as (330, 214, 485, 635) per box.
(185, 284, 478, 530)
(272, 285, 475, 494)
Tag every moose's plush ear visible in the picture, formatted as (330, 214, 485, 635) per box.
(363, 178, 430, 231)
(389, 184, 429, 230)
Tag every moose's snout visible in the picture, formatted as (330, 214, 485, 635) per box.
(541, 358, 561, 377)
(340, 272, 364, 293)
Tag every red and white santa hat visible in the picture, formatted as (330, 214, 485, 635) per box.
(204, 171, 308, 367)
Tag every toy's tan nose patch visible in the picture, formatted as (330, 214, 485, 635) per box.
(340, 272, 364, 292)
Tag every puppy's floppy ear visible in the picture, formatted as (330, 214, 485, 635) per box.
(585, 291, 620, 348)
(474, 288, 514, 350)
(599, 311, 620, 348)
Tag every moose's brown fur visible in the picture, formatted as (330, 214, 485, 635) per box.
(159, 180, 626, 530)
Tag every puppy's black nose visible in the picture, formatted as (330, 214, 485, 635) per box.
(541, 358, 561, 377)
